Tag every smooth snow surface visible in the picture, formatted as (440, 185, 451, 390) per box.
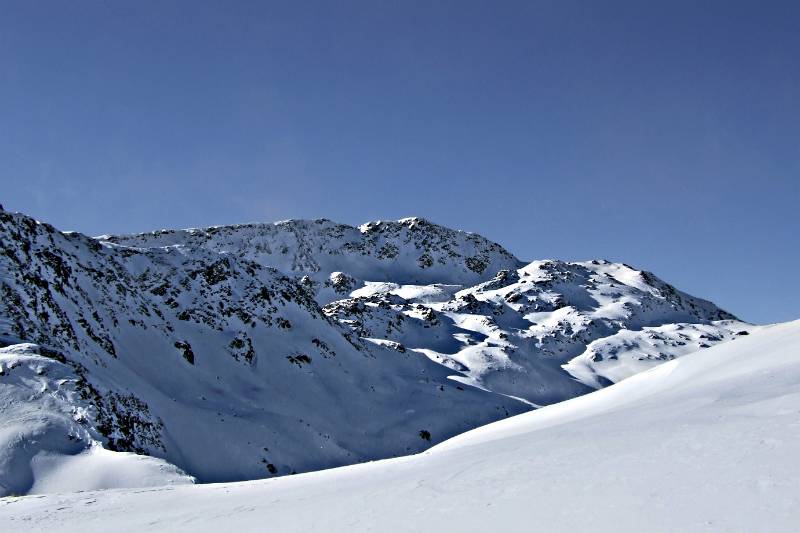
(3, 320, 798, 532)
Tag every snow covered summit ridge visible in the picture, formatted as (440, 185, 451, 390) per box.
(102, 215, 523, 287)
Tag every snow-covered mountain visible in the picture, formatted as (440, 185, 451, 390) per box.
(0, 208, 749, 495)
(3, 320, 797, 533)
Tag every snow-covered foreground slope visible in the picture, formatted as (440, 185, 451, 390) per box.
(3, 320, 798, 532)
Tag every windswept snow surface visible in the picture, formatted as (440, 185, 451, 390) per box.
(3, 321, 799, 532)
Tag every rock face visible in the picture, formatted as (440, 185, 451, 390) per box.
(0, 210, 748, 494)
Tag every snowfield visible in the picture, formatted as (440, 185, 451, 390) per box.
(2, 320, 798, 532)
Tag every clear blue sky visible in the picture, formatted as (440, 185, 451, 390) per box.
(2, 1, 798, 324)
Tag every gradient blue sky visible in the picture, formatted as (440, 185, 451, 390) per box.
(2, 1, 798, 324)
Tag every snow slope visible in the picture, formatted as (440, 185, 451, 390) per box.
(0, 343, 193, 496)
(323, 260, 748, 404)
(2, 320, 797, 532)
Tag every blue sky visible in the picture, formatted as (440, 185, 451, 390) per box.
(2, 1, 798, 324)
